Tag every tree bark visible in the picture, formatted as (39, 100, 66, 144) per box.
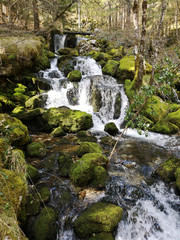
(136, 0, 147, 89)
(150, 0, 167, 85)
(133, 0, 139, 71)
(32, 0, 40, 31)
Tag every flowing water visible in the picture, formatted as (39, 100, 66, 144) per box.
(34, 35, 180, 240)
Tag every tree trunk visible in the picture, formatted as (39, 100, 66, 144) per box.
(108, 1, 112, 31)
(33, 0, 40, 31)
(133, 0, 139, 71)
(150, 0, 167, 85)
(126, 0, 131, 27)
(78, 0, 81, 31)
(136, 0, 147, 89)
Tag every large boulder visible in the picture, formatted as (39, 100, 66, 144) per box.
(69, 153, 108, 187)
(156, 158, 180, 182)
(76, 142, 103, 157)
(150, 119, 179, 134)
(0, 113, 30, 146)
(32, 207, 57, 240)
(102, 60, 119, 77)
(142, 96, 168, 123)
(117, 56, 135, 82)
(74, 202, 123, 238)
(166, 108, 180, 128)
(11, 106, 42, 121)
(42, 107, 93, 133)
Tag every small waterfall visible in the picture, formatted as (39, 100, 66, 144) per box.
(54, 34, 66, 52)
(115, 182, 180, 240)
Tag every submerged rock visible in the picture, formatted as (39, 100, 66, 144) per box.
(69, 153, 108, 187)
(76, 141, 103, 157)
(27, 141, 47, 158)
(104, 122, 119, 136)
(74, 202, 123, 238)
(42, 107, 93, 133)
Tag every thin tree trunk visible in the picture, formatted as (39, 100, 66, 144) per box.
(108, 1, 112, 31)
(133, 0, 139, 71)
(150, 0, 166, 85)
(33, 0, 40, 31)
(126, 0, 131, 27)
(136, 0, 147, 89)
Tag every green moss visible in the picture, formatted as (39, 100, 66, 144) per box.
(89, 232, 114, 240)
(104, 122, 119, 136)
(166, 108, 180, 128)
(108, 46, 125, 59)
(69, 153, 108, 187)
(26, 193, 40, 216)
(37, 184, 50, 203)
(168, 103, 180, 113)
(25, 94, 45, 109)
(0, 95, 15, 112)
(42, 107, 93, 133)
(44, 49, 55, 58)
(0, 169, 27, 240)
(57, 152, 73, 177)
(67, 70, 82, 82)
(32, 207, 57, 240)
(27, 163, 40, 183)
(58, 47, 78, 56)
(175, 167, 180, 191)
(150, 120, 179, 134)
(0, 114, 30, 146)
(143, 96, 168, 123)
(34, 53, 50, 72)
(117, 56, 135, 82)
(88, 51, 112, 62)
(124, 79, 135, 102)
(74, 202, 123, 238)
(156, 158, 180, 182)
(11, 106, 42, 121)
(27, 141, 47, 158)
(12, 92, 29, 104)
(76, 142, 103, 157)
(51, 126, 66, 137)
(102, 60, 119, 77)
(91, 166, 108, 189)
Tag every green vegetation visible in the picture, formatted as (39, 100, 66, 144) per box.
(26, 142, 47, 158)
(76, 142, 103, 157)
(67, 70, 82, 82)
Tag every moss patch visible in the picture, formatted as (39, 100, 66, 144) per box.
(104, 122, 119, 136)
(76, 142, 103, 157)
(175, 167, 180, 191)
(166, 108, 180, 128)
(67, 70, 82, 82)
(102, 60, 119, 77)
(26, 142, 47, 158)
(74, 202, 123, 238)
(150, 120, 179, 134)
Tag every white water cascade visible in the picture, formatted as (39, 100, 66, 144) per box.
(116, 182, 180, 240)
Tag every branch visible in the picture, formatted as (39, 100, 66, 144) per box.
(54, 0, 78, 22)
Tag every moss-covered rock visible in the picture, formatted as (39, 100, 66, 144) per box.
(166, 108, 180, 128)
(69, 153, 108, 187)
(76, 131, 97, 143)
(91, 166, 108, 188)
(27, 141, 47, 158)
(14, 83, 27, 94)
(27, 163, 40, 183)
(150, 120, 179, 134)
(104, 122, 119, 136)
(117, 56, 135, 82)
(57, 152, 73, 177)
(108, 46, 125, 59)
(88, 51, 112, 62)
(11, 106, 42, 121)
(42, 107, 93, 133)
(74, 202, 123, 238)
(0, 114, 30, 146)
(32, 207, 57, 240)
(175, 167, 180, 191)
(36, 184, 51, 203)
(156, 158, 180, 182)
(0, 95, 15, 112)
(124, 79, 135, 102)
(12, 92, 29, 105)
(76, 142, 103, 157)
(51, 126, 66, 137)
(26, 193, 40, 217)
(89, 232, 114, 240)
(143, 96, 168, 123)
(0, 169, 28, 240)
(58, 58, 74, 76)
(67, 70, 82, 82)
(102, 60, 119, 77)
(58, 47, 78, 56)
(25, 94, 46, 109)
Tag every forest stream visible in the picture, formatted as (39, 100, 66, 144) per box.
(22, 35, 180, 240)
